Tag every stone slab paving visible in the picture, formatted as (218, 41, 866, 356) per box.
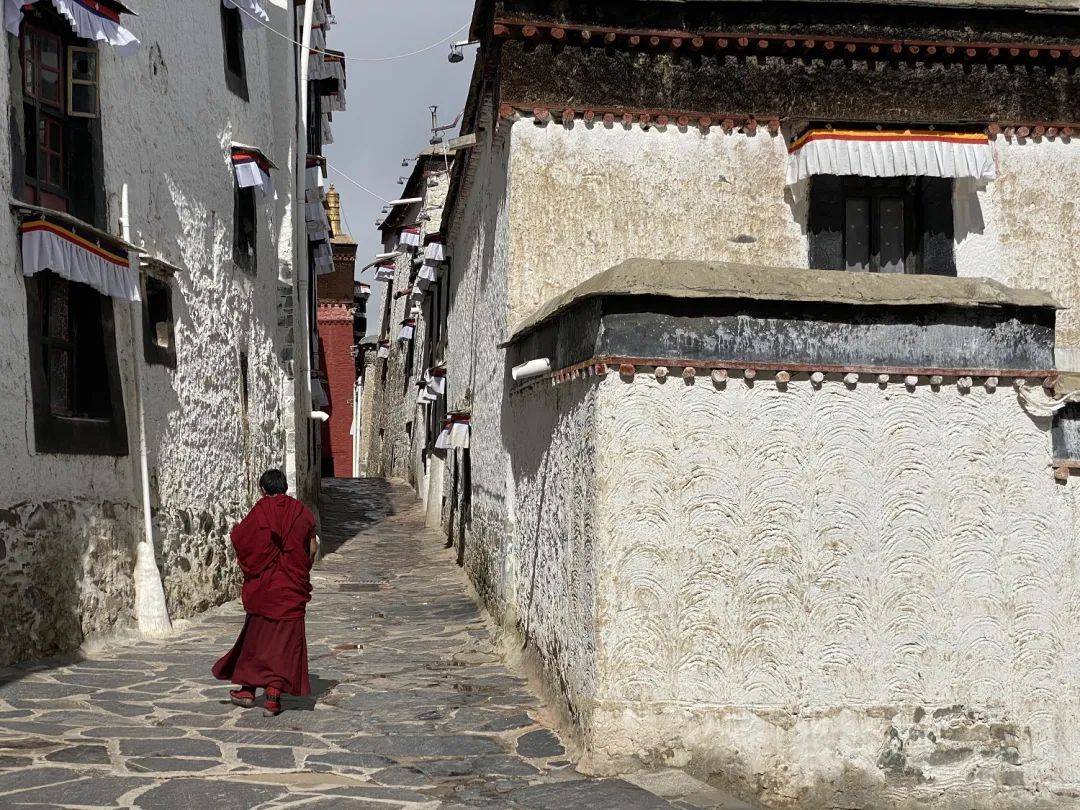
(0, 479, 748, 809)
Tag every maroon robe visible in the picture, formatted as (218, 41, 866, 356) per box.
(212, 494, 316, 696)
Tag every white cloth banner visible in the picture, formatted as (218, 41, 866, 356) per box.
(399, 324, 414, 341)
(428, 376, 446, 396)
(313, 243, 333, 275)
(6, 0, 139, 54)
(322, 113, 334, 146)
(435, 428, 452, 450)
(424, 242, 446, 263)
(234, 160, 276, 198)
(786, 130, 997, 186)
(21, 223, 140, 302)
(374, 266, 395, 282)
(305, 165, 324, 204)
(223, 0, 268, 30)
(399, 229, 422, 248)
(450, 422, 470, 450)
(417, 264, 437, 283)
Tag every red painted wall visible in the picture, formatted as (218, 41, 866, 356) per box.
(316, 304, 356, 477)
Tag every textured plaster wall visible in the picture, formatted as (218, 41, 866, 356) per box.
(0, 2, 297, 663)
(507, 380, 600, 726)
(504, 121, 1080, 365)
(572, 372, 1080, 806)
(952, 138, 1080, 363)
(443, 129, 516, 611)
(505, 120, 806, 326)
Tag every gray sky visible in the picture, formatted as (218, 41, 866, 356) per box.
(324, 1, 476, 329)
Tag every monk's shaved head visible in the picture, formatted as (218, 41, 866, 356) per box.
(259, 469, 288, 495)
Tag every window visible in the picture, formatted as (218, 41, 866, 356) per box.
(220, 4, 248, 100)
(142, 274, 176, 367)
(233, 185, 257, 273)
(67, 47, 98, 117)
(808, 175, 955, 275)
(25, 272, 128, 455)
(17, 9, 102, 224)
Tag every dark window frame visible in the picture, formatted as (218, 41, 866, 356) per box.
(808, 174, 956, 276)
(16, 9, 104, 225)
(25, 271, 128, 456)
(141, 273, 177, 368)
(233, 183, 257, 274)
(220, 3, 248, 101)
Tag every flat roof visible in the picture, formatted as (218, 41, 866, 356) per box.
(506, 258, 1059, 343)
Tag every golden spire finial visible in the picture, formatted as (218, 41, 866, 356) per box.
(326, 184, 343, 236)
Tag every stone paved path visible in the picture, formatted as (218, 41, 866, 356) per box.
(0, 479, 726, 809)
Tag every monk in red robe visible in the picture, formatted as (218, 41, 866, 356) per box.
(213, 469, 317, 716)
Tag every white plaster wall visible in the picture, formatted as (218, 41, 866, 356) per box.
(952, 138, 1080, 361)
(1, 1, 300, 661)
(506, 120, 806, 326)
(444, 128, 516, 609)
(580, 372, 1080, 806)
(505, 121, 1080, 365)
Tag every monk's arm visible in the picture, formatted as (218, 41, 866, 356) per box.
(308, 530, 319, 561)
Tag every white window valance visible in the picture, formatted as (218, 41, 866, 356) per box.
(21, 218, 139, 301)
(424, 242, 446, 263)
(222, 0, 268, 30)
(5, 0, 139, 53)
(787, 129, 997, 186)
(232, 146, 276, 198)
(398, 227, 422, 249)
(374, 263, 395, 282)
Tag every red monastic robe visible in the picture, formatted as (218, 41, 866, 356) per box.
(212, 494, 316, 695)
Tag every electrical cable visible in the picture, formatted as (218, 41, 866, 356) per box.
(324, 160, 392, 204)
(235, 5, 468, 63)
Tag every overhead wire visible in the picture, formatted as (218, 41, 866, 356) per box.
(235, 5, 469, 63)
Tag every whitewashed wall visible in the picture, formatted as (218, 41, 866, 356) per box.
(505, 120, 1080, 356)
(0, 1, 299, 663)
(503, 372, 1080, 806)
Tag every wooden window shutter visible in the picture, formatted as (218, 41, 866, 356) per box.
(918, 178, 956, 276)
(808, 175, 844, 271)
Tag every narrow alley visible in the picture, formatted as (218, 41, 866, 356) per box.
(0, 480, 722, 809)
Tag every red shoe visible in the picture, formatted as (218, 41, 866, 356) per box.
(229, 687, 256, 708)
(263, 688, 283, 716)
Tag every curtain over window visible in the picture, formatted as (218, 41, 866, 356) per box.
(231, 145, 275, 198)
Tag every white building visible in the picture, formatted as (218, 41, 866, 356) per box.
(368, 0, 1080, 805)
(0, 0, 344, 666)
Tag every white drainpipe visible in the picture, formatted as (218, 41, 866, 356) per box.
(121, 182, 172, 638)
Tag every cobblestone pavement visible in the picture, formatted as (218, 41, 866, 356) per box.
(0, 479, 741, 809)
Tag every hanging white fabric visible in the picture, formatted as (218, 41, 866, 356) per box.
(233, 149, 276, 198)
(313, 242, 333, 275)
(450, 421, 471, 449)
(5, 0, 140, 54)
(306, 200, 329, 242)
(21, 219, 140, 301)
(377, 343, 390, 359)
(321, 113, 334, 146)
(305, 163, 324, 204)
(399, 227, 422, 248)
(399, 322, 415, 342)
(786, 129, 997, 186)
(222, 0, 268, 30)
(435, 427, 452, 450)
(374, 264, 395, 282)
(424, 242, 446, 263)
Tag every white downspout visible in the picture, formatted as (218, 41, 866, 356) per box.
(295, 0, 316, 491)
(351, 375, 361, 477)
(121, 183, 172, 637)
